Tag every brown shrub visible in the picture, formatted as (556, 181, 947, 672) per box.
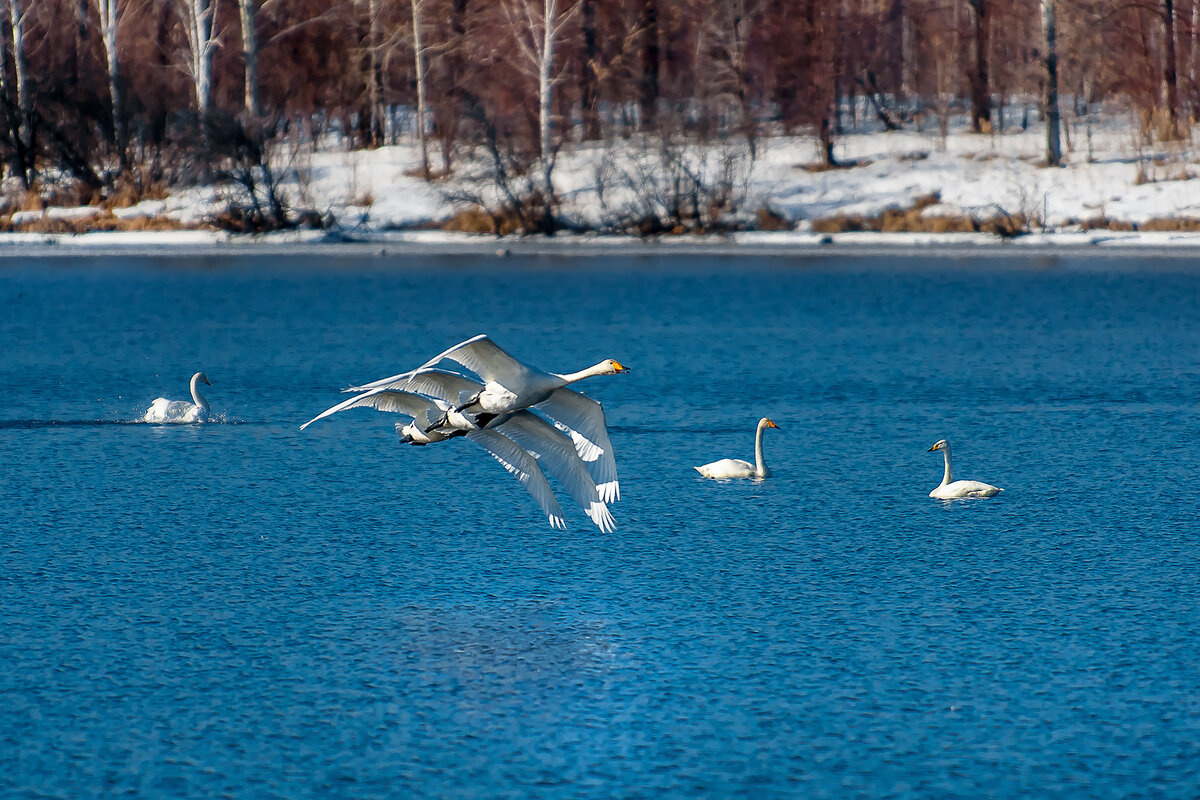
(10, 211, 196, 234)
(440, 206, 526, 235)
(1138, 217, 1200, 231)
(101, 179, 170, 210)
(756, 206, 791, 231)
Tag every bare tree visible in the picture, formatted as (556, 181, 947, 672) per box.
(0, 0, 33, 185)
(502, 0, 581, 225)
(93, 0, 127, 162)
(697, 0, 763, 149)
(1042, 0, 1062, 165)
(966, 0, 992, 133)
(1162, 0, 1181, 136)
(411, 0, 430, 177)
(177, 0, 219, 121)
(238, 0, 260, 117)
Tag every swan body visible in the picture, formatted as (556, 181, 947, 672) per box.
(695, 418, 778, 479)
(347, 335, 628, 503)
(927, 439, 1002, 499)
(301, 374, 615, 532)
(144, 372, 211, 423)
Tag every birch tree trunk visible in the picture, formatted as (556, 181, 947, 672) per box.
(238, 0, 260, 117)
(410, 0, 429, 178)
(1041, 0, 1062, 166)
(2, 0, 32, 185)
(96, 0, 125, 159)
(504, 0, 579, 229)
(178, 0, 216, 121)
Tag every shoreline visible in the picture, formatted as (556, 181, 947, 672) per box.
(4, 228, 1200, 260)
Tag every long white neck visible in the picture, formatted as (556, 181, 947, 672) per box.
(190, 376, 209, 411)
(554, 361, 611, 385)
(754, 421, 770, 477)
(940, 446, 954, 487)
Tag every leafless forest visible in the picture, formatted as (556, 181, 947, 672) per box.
(3, 0, 1199, 232)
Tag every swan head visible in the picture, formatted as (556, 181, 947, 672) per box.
(603, 359, 630, 375)
(759, 418, 778, 430)
(928, 439, 949, 452)
(192, 372, 211, 387)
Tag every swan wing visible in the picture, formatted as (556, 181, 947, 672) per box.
(495, 412, 615, 533)
(535, 388, 619, 503)
(931, 480, 1003, 499)
(347, 368, 483, 405)
(467, 429, 567, 530)
(431, 335, 549, 386)
(695, 459, 755, 479)
(144, 398, 203, 423)
(300, 388, 438, 430)
(344, 335, 498, 391)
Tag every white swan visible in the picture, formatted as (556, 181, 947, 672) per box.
(301, 376, 615, 532)
(695, 417, 778, 479)
(144, 372, 211, 423)
(927, 439, 1003, 498)
(347, 335, 628, 503)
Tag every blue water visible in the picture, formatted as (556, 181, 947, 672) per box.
(3, 252, 1200, 798)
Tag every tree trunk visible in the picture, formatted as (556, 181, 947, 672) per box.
(411, 0, 429, 177)
(96, 0, 126, 164)
(638, 0, 659, 130)
(6, 0, 32, 185)
(1041, 0, 1062, 166)
(179, 0, 216, 121)
(579, 0, 600, 140)
(1163, 0, 1180, 136)
(968, 0, 991, 133)
(239, 0, 261, 117)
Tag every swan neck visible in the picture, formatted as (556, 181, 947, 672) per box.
(940, 446, 954, 487)
(555, 362, 608, 384)
(190, 377, 210, 410)
(754, 422, 768, 477)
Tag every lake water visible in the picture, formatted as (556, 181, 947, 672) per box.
(3, 251, 1200, 798)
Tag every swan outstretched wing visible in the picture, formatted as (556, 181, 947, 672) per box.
(344, 335, 495, 391)
(300, 388, 437, 430)
(496, 412, 615, 533)
(467, 429, 567, 530)
(536, 388, 620, 503)
(347, 368, 483, 405)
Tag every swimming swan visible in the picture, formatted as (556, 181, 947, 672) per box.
(346, 335, 628, 503)
(144, 372, 211, 423)
(927, 439, 1003, 498)
(301, 377, 615, 532)
(695, 417, 778, 479)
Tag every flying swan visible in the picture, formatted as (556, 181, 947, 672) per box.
(927, 439, 1003, 499)
(301, 375, 615, 532)
(346, 335, 628, 503)
(695, 417, 778, 479)
(144, 372, 211, 423)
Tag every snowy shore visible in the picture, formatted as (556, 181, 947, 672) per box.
(7, 114, 1200, 256)
(6, 228, 1200, 260)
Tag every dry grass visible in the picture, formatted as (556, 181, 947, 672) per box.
(6, 210, 199, 234)
(439, 206, 526, 235)
(756, 206, 791, 231)
(811, 193, 1040, 238)
(101, 179, 170, 210)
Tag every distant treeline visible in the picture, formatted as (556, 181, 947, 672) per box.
(1, 0, 1195, 214)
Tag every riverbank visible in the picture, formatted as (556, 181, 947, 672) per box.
(6, 112, 1200, 249)
(5, 227, 1200, 261)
